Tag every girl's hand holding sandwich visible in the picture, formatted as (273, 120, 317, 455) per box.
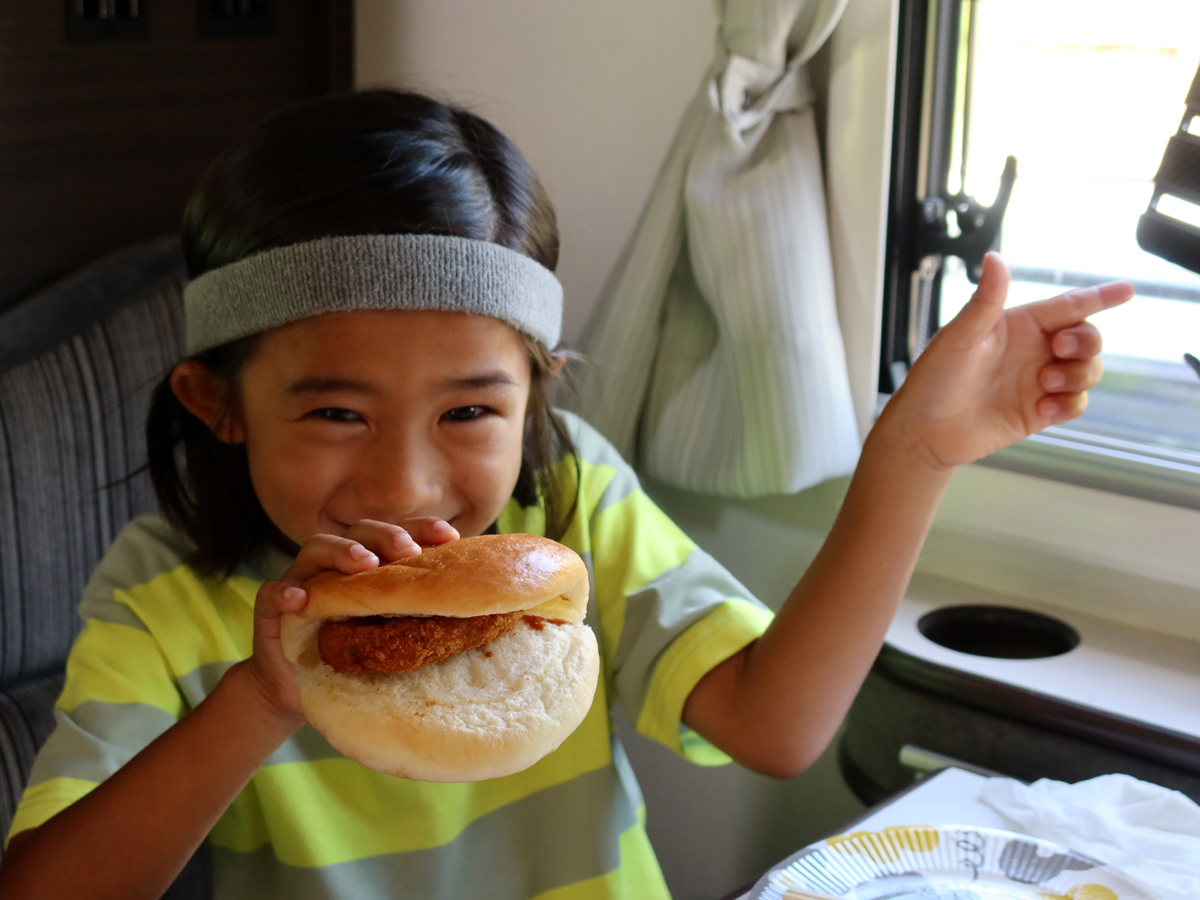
(245, 517, 459, 727)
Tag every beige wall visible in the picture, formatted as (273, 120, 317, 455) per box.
(355, 0, 717, 343)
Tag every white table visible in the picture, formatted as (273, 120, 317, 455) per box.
(732, 767, 1007, 899)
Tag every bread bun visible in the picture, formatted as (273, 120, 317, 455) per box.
(280, 534, 599, 782)
(296, 534, 589, 624)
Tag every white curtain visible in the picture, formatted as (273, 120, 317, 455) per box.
(575, 0, 861, 497)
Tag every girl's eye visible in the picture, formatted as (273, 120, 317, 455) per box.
(308, 407, 363, 423)
(442, 405, 489, 422)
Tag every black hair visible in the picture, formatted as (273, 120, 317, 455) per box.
(147, 90, 578, 577)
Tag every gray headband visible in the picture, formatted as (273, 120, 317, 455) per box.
(183, 233, 563, 355)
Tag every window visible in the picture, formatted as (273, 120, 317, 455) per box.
(882, 0, 1200, 509)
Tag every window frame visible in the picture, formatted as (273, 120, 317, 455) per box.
(879, 0, 1200, 512)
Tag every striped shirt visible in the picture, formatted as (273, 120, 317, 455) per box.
(8, 413, 773, 899)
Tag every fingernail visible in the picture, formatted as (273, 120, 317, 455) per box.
(1058, 335, 1077, 355)
(1044, 371, 1065, 389)
(393, 531, 414, 547)
(1041, 399, 1059, 417)
(349, 544, 376, 562)
(282, 586, 306, 603)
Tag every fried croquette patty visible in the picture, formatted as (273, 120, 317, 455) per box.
(317, 611, 524, 675)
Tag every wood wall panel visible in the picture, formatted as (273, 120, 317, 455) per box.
(0, 1, 352, 313)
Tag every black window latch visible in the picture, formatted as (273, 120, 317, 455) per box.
(917, 155, 1018, 284)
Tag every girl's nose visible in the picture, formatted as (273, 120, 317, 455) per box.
(355, 435, 444, 520)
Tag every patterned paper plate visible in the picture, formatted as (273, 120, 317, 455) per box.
(751, 825, 1159, 900)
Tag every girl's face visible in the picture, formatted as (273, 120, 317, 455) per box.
(222, 309, 531, 546)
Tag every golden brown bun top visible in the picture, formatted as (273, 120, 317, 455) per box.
(299, 534, 589, 624)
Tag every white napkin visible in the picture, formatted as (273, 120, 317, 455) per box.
(979, 773, 1200, 900)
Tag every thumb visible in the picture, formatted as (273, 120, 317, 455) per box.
(254, 581, 308, 636)
(943, 252, 1011, 344)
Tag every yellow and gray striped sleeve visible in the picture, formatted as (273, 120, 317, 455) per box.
(558, 412, 773, 765)
(6, 516, 199, 842)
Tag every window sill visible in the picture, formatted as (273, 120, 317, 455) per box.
(648, 453, 1200, 649)
(921, 462, 1200, 645)
(979, 427, 1200, 514)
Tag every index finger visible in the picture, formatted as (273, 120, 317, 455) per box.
(1024, 280, 1134, 333)
(285, 534, 380, 585)
(397, 517, 459, 547)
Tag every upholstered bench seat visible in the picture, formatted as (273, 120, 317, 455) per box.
(0, 236, 209, 898)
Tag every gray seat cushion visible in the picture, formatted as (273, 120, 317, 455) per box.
(0, 236, 185, 684)
(0, 671, 63, 840)
(0, 237, 210, 898)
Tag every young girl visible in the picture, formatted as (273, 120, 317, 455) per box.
(0, 90, 1130, 900)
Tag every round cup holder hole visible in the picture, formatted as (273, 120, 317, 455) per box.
(917, 605, 1079, 659)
